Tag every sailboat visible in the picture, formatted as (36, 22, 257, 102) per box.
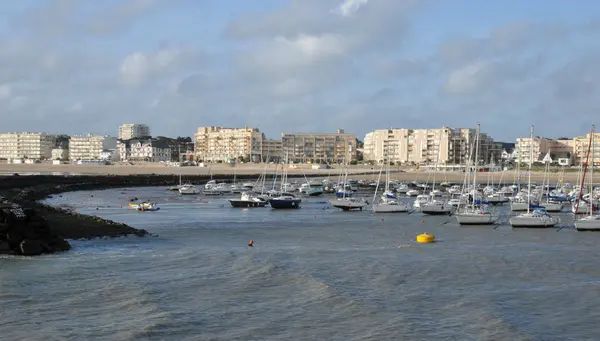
(270, 157, 302, 209)
(421, 131, 453, 215)
(330, 152, 367, 211)
(456, 123, 498, 225)
(509, 125, 559, 228)
(372, 158, 409, 213)
(575, 125, 600, 231)
(539, 151, 563, 212)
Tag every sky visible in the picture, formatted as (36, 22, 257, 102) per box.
(1, 0, 600, 142)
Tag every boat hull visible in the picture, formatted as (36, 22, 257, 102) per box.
(575, 217, 600, 231)
(372, 203, 409, 213)
(270, 199, 301, 209)
(540, 202, 563, 212)
(509, 217, 558, 228)
(228, 200, 266, 208)
(456, 214, 495, 225)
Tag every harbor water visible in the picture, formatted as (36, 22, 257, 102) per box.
(2, 187, 600, 340)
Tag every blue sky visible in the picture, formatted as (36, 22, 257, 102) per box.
(0, 0, 599, 142)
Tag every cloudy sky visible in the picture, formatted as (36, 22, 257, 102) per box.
(1, 0, 599, 142)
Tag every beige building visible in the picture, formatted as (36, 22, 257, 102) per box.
(261, 139, 282, 162)
(281, 129, 356, 164)
(194, 126, 263, 162)
(69, 135, 117, 161)
(118, 124, 150, 140)
(363, 127, 497, 165)
(515, 137, 573, 164)
(573, 133, 600, 165)
(0, 132, 56, 160)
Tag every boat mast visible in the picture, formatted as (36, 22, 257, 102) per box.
(590, 126, 595, 216)
(472, 123, 481, 210)
(527, 125, 533, 214)
(575, 126, 594, 215)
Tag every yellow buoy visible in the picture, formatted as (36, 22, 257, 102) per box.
(416, 233, 435, 243)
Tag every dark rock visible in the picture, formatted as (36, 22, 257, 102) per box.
(19, 239, 48, 256)
(0, 241, 11, 252)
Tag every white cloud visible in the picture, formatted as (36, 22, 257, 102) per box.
(444, 60, 488, 94)
(336, 0, 370, 17)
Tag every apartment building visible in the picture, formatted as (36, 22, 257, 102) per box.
(118, 138, 171, 162)
(0, 132, 56, 160)
(363, 127, 497, 165)
(118, 124, 150, 140)
(261, 139, 282, 162)
(69, 135, 117, 161)
(194, 126, 263, 162)
(281, 129, 356, 164)
(573, 133, 600, 165)
(515, 137, 573, 164)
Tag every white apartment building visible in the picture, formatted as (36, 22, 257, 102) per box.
(363, 127, 498, 165)
(69, 135, 118, 161)
(0, 132, 56, 160)
(515, 137, 573, 164)
(281, 129, 357, 164)
(194, 126, 263, 162)
(118, 139, 171, 162)
(118, 124, 150, 140)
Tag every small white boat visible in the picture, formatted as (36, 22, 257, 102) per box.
(509, 209, 559, 228)
(230, 184, 248, 193)
(413, 194, 430, 208)
(406, 189, 420, 197)
(330, 197, 367, 211)
(540, 201, 563, 212)
(575, 215, 600, 231)
(395, 183, 409, 194)
(179, 184, 200, 195)
(421, 200, 453, 215)
(486, 193, 509, 205)
(456, 206, 496, 225)
(372, 197, 409, 213)
(129, 200, 160, 211)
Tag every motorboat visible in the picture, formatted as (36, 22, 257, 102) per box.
(270, 195, 302, 209)
(216, 182, 232, 194)
(307, 187, 323, 196)
(421, 200, 453, 215)
(486, 193, 509, 205)
(179, 184, 200, 195)
(336, 188, 353, 197)
(406, 189, 420, 197)
(228, 192, 266, 208)
(447, 185, 462, 195)
(413, 194, 430, 209)
(129, 200, 160, 211)
(395, 183, 409, 194)
(509, 208, 559, 228)
(330, 197, 368, 211)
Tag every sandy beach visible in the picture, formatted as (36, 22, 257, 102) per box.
(0, 163, 581, 183)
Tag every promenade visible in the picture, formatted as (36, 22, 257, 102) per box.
(0, 163, 580, 183)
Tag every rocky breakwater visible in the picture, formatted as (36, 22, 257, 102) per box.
(0, 198, 71, 255)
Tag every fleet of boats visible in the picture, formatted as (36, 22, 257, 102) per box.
(131, 124, 600, 231)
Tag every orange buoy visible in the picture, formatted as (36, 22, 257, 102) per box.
(381, 218, 384, 221)
(420, 220, 424, 223)
(248, 240, 254, 247)
(313, 215, 316, 218)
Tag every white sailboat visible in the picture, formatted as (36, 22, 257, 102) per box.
(456, 123, 498, 225)
(179, 183, 200, 195)
(422, 130, 453, 215)
(330, 148, 367, 211)
(372, 158, 409, 213)
(575, 125, 600, 231)
(509, 125, 559, 228)
(539, 152, 563, 212)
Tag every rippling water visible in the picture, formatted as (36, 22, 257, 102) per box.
(2, 187, 600, 340)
